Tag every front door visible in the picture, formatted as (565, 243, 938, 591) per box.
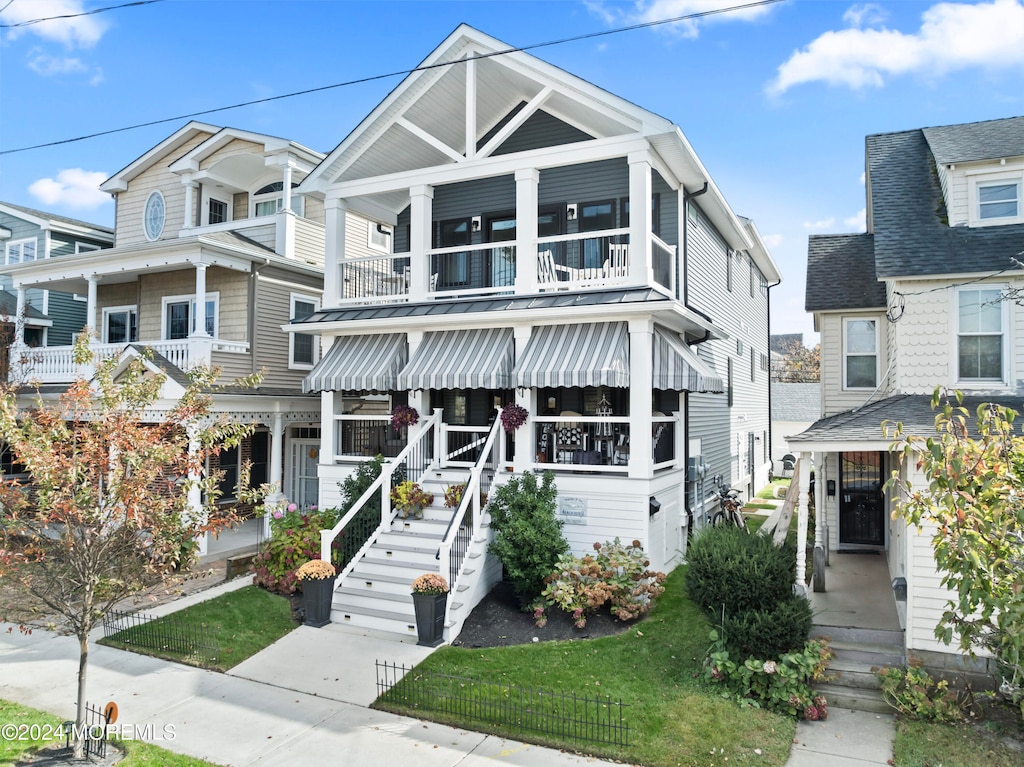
(839, 451, 885, 546)
(289, 439, 320, 509)
(487, 214, 516, 288)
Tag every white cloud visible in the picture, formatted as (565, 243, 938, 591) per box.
(2, 0, 107, 48)
(843, 3, 888, 27)
(589, 0, 778, 39)
(768, 0, 1024, 94)
(762, 233, 784, 248)
(29, 169, 110, 210)
(844, 209, 867, 230)
(88, 67, 104, 86)
(27, 51, 87, 76)
(803, 217, 835, 230)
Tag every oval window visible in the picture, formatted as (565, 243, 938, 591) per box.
(144, 190, 166, 241)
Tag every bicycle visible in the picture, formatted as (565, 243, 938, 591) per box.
(710, 478, 747, 530)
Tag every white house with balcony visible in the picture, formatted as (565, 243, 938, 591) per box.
(0, 123, 384, 553)
(288, 25, 779, 640)
(789, 115, 1024, 679)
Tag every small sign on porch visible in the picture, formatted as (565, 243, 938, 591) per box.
(557, 496, 587, 525)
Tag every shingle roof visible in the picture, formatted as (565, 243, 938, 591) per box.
(806, 233, 884, 311)
(0, 201, 113, 235)
(789, 393, 1024, 444)
(771, 383, 820, 422)
(922, 116, 1024, 165)
(867, 127, 1024, 279)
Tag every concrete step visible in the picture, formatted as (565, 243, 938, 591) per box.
(814, 682, 891, 715)
(812, 625, 905, 647)
(828, 658, 885, 690)
(330, 603, 417, 637)
(828, 640, 904, 668)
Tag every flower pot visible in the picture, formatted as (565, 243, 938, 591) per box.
(302, 575, 336, 628)
(412, 592, 447, 647)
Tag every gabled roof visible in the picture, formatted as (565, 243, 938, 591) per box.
(0, 201, 113, 239)
(168, 126, 324, 178)
(922, 116, 1024, 165)
(806, 233, 884, 311)
(100, 121, 220, 193)
(770, 382, 820, 422)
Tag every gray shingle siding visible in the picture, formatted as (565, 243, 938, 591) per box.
(922, 116, 1024, 165)
(771, 382, 821, 422)
(806, 234, 884, 311)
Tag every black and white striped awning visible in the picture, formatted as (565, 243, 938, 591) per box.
(396, 328, 514, 391)
(653, 326, 723, 393)
(513, 322, 630, 389)
(302, 333, 407, 393)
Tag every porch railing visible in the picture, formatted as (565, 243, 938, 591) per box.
(532, 414, 679, 472)
(333, 415, 404, 459)
(437, 410, 503, 601)
(536, 230, 630, 291)
(651, 234, 675, 294)
(442, 423, 492, 467)
(340, 254, 413, 303)
(320, 408, 442, 570)
(429, 243, 516, 298)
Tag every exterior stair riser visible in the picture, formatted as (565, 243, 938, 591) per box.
(343, 577, 419, 598)
(813, 683, 892, 715)
(331, 609, 417, 636)
(334, 592, 411, 612)
(354, 559, 434, 578)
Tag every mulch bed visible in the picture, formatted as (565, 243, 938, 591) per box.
(452, 580, 636, 648)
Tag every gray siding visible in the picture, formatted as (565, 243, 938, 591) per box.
(46, 292, 87, 346)
(492, 109, 592, 155)
(253, 274, 320, 389)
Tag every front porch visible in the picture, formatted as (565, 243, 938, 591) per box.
(809, 550, 901, 632)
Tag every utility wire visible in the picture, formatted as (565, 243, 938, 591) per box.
(0, 0, 162, 29)
(0, 0, 784, 156)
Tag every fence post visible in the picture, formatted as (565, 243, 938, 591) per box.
(431, 408, 444, 468)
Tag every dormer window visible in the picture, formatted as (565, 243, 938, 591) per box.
(967, 167, 1023, 226)
(252, 181, 303, 218)
(979, 182, 1019, 220)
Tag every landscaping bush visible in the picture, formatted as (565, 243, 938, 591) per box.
(487, 470, 568, 603)
(719, 592, 813, 660)
(252, 508, 341, 594)
(876, 663, 967, 722)
(685, 526, 796, 616)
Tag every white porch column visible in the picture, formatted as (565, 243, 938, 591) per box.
(264, 413, 286, 538)
(408, 185, 434, 302)
(192, 263, 209, 336)
(405, 330, 428, 442)
(514, 168, 539, 293)
(281, 164, 293, 213)
(14, 287, 26, 346)
(182, 180, 197, 229)
(187, 428, 208, 556)
(323, 197, 348, 306)
(675, 391, 687, 470)
(628, 318, 654, 479)
(795, 450, 811, 592)
(85, 275, 99, 335)
(513, 326, 534, 473)
(628, 152, 653, 286)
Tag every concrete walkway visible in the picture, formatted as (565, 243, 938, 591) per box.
(786, 708, 896, 767)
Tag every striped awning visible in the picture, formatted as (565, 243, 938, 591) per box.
(513, 322, 630, 389)
(396, 328, 514, 391)
(302, 333, 407, 393)
(653, 326, 723, 392)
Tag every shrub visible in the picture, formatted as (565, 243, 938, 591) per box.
(705, 630, 834, 718)
(487, 470, 568, 603)
(685, 526, 796, 616)
(252, 508, 341, 594)
(541, 538, 666, 627)
(876, 662, 967, 722)
(719, 593, 813, 660)
(338, 455, 385, 515)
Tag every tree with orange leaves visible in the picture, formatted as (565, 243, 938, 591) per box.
(0, 337, 261, 757)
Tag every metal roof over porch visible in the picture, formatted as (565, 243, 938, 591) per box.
(302, 333, 407, 393)
(396, 327, 514, 391)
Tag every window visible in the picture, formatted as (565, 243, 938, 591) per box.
(103, 306, 138, 343)
(249, 431, 269, 490)
(162, 293, 219, 340)
(290, 293, 319, 368)
(252, 181, 303, 218)
(579, 200, 616, 269)
(436, 218, 470, 286)
(217, 443, 240, 501)
(979, 182, 1019, 220)
(727, 358, 734, 407)
(6, 237, 37, 264)
(844, 318, 878, 389)
(760, 352, 769, 372)
(749, 257, 755, 298)
(0, 441, 27, 477)
(620, 194, 661, 237)
(143, 191, 166, 241)
(958, 287, 1004, 381)
(726, 250, 733, 292)
(208, 198, 228, 225)
(75, 242, 102, 254)
(750, 347, 756, 382)
(368, 222, 392, 252)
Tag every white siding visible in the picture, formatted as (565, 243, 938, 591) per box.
(819, 311, 888, 416)
(294, 217, 326, 267)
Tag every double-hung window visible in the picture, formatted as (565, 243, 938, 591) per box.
(579, 200, 616, 269)
(957, 287, 1004, 381)
(162, 293, 219, 340)
(6, 237, 37, 264)
(208, 198, 228, 225)
(103, 306, 138, 344)
(844, 318, 878, 389)
(252, 182, 303, 218)
(290, 293, 319, 368)
(979, 182, 1019, 221)
(436, 218, 470, 287)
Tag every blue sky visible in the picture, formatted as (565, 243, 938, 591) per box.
(2, 0, 1024, 342)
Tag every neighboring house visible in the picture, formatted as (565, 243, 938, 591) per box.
(769, 381, 819, 472)
(0, 202, 114, 351)
(790, 115, 1024, 676)
(291, 25, 779, 638)
(0, 123, 379, 553)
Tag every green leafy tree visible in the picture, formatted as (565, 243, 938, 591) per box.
(0, 338, 260, 757)
(487, 470, 568, 603)
(887, 389, 1024, 717)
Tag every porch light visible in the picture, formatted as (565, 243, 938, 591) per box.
(892, 576, 907, 602)
(471, 216, 481, 232)
(566, 204, 577, 221)
(649, 496, 661, 516)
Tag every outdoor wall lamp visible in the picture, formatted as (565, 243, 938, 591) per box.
(826, 479, 836, 498)
(471, 216, 481, 232)
(566, 204, 577, 220)
(649, 496, 661, 516)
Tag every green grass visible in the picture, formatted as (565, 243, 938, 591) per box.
(99, 586, 296, 671)
(743, 501, 777, 510)
(894, 717, 1024, 767)
(757, 479, 790, 499)
(0, 699, 224, 766)
(375, 568, 796, 767)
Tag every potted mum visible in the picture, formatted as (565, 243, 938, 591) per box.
(443, 483, 466, 509)
(391, 404, 419, 430)
(390, 480, 434, 520)
(296, 559, 336, 628)
(411, 572, 449, 647)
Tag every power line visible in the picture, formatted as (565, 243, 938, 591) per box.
(0, 0, 784, 157)
(0, 0, 162, 29)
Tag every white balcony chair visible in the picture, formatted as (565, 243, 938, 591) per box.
(602, 243, 629, 279)
(538, 250, 580, 290)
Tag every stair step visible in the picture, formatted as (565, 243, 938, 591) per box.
(828, 659, 885, 690)
(360, 557, 433, 572)
(812, 625, 905, 647)
(346, 571, 421, 587)
(337, 586, 409, 605)
(814, 683, 891, 715)
(828, 641, 904, 668)
(373, 541, 439, 556)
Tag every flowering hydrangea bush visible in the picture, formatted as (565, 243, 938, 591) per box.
(252, 508, 341, 593)
(411, 573, 449, 595)
(539, 538, 666, 628)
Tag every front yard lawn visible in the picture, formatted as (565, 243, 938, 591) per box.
(99, 585, 296, 671)
(375, 567, 796, 767)
(895, 717, 1024, 767)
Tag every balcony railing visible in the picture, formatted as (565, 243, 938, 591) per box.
(536, 230, 630, 290)
(531, 414, 677, 472)
(333, 415, 406, 460)
(8, 338, 248, 384)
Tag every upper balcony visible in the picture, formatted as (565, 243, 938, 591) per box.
(335, 229, 675, 305)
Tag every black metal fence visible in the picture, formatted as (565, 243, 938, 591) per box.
(63, 701, 109, 758)
(102, 609, 219, 668)
(375, 660, 629, 748)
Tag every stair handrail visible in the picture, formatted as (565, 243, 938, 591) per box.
(320, 408, 443, 568)
(436, 409, 502, 591)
